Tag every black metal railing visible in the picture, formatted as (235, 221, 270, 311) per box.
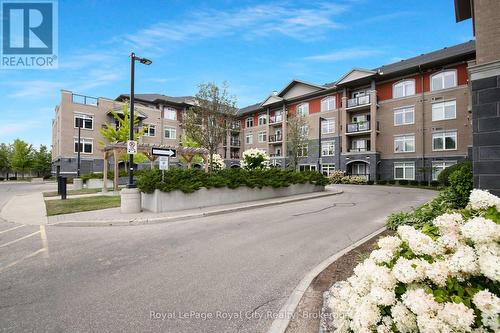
(347, 121, 370, 133)
(347, 95, 370, 108)
(230, 139, 241, 147)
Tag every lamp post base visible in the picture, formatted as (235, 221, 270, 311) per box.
(120, 188, 141, 213)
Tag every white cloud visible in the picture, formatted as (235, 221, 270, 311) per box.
(304, 48, 383, 62)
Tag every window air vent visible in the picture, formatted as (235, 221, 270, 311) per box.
(431, 97, 443, 101)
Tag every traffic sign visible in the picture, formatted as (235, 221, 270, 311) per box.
(127, 140, 138, 154)
(159, 156, 169, 170)
(152, 148, 176, 157)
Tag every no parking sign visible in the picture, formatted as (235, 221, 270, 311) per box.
(127, 140, 138, 154)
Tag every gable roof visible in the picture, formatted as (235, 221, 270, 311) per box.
(116, 93, 195, 106)
(335, 68, 377, 86)
(277, 79, 326, 98)
(238, 102, 263, 116)
(261, 94, 284, 107)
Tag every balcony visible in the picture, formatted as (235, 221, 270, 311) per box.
(346, 95, 370, 109)
(72, 94, 98, 106)
(230, 139, 241, 147)
(269, 153, 282, 157)
(269, 115, 283, 125)
(347, 121, 370, 133)
(230, 122, 240, 131)
(230, 154, 240, 159)
(349, 148, 370, 153)
(269, 134, 283, 143)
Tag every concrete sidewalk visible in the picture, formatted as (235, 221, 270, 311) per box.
(0, 192, 47, 225)
(48, 188, 343, 227)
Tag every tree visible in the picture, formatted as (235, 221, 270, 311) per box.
(181, 82, 237, 173)
(10, 139, 34, 179)
(32, 145, 52, 177)
(286, 113, 309, 169)
(0, 143, 12, 179)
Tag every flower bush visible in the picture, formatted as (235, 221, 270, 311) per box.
(240, 148, 270, 170)
(209, 153, 225, 171)
(329, 170, 346, 184)
(322, 189, 500, 333)
(340, 176, 368, 185)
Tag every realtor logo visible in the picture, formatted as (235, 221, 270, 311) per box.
(1, 0, 58, 69)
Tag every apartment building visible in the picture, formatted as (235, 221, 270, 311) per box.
(237, 40, 476, 181)
(52, 41, 476, 181)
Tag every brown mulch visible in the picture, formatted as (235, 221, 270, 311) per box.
(285, 229, 394, 333)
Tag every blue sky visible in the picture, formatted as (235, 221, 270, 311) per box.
(0, 0, 473, 147)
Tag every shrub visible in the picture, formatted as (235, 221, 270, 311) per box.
(0, 177, 4, 181)
(136, 168, 329, 193)
(409, 180, 419, 186)
(398, 180, 409, 186)
(376, 180, 387, 185)
(43, 174, 53, 180)
(437, 160, 472, 186)
(240, 149, 270, 170)
(340, 176, 351, 184)
(419, 180, 429, 186)
(430, 180, 440, 187)
(367, 180, 374, 185)
(328, 170, 345, 184)
(388, 180, 396, 184)
(442, 163, 473, 209)
(339, 175, 367, 185)
(9, 177, 17, 180)
(322, 189, 500, 333)
(209, 154, 225, 171)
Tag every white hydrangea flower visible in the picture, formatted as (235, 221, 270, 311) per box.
(460, 217, 500, 244)
(448, 245, 479, 276)
(472, 290, 500, 319)
(209, 153, 225, 170)
(433, 212, 463, 235)
(469, 189, 500, 211)
(368, 286, 396, 306)
(350, 298, 381, 332)
(392, 257, 428, 284)
(391, 302, 417, 333)
(398, 225, 440, 256)
(438, 302, 475, 332)
(239, 148, 270, 169)
(437, 233, 461, 252)
(369, 249, 394, 264)
(402, 288, 441, 316)
(416, 314, 450, 333)
(377, 236, 402, 252)
(477, 250, 500, 282)
(426, 260, 450, 287)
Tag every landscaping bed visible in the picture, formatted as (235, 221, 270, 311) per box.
(45, 195, 121, 216)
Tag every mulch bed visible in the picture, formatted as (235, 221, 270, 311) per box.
(285, 229, 393, 333)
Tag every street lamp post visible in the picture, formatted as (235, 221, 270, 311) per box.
(76, 119, 81, 178)
(127, 52, 152, 189)
(318, 117, 325, 173)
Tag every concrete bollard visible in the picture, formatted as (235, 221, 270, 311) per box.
(120, 188, 141, 214)
(73, 178, 83, 190)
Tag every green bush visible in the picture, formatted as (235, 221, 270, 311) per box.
(328, 170, 345, 184)
(419, 180, 429, 186)
(442, 163, 473, 209)
(398, 180, 408, 186)
(437, 160, 471, 186)
(430, 180, 440, 187)
(409, 180, 419, 186)
(136, 168, 329, 194)
(388, 180, 396, 184)
(376, 180, 387, 185)
(367, 180, 374, 185)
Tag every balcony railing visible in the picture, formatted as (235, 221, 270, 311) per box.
(347, 95, 370, 108)
(72, 94, 98, 106)
(269, 153, 282, 157)
(269, 134, 283, 142)
(230, 122, 240, 130)
(230, 139, 241, 147)
(230, 154, 240, 159)
(269, 115, 283, 124)
(349, 147, 370, 153)
(347, 121, 370, 133)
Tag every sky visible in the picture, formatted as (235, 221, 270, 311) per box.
(0, 0, 473, 148)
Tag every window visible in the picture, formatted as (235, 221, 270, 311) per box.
(394, 135, 415, 153)
(258, 114, 267, 126)
(164, 127, 177, 139)
(432, 100, 456, 121)
(258, 131, 267, 143)
(432, 131, 457, 151)
(298, 144, 308, 157)
(393, 80, 415, 98)
(351, 139, 368, 152)
(74, 138, 93, 154)
(297, 103, 309, 116)
(394, 106, 414, 126)
(299, 125, 309, 137)
(321, 141, 335, 156)
(143, 124, 156, 137)
(394, 162, 415, 180)
(246, 117, 254, 128)
(431, 70, 457, 91)
(321, 164, 335, 176)
(299, 165, 316, 172)
(164, 107, 177, 120)
(432, 160, 457, 180)
(321, 118, 335, 134)
(74, 113, 93, 130)
(245, 133, 253, 144)
(321, 96, 336, 112)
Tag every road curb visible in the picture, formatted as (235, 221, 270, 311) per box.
(49, 189, 343, 227)
(266, 225, 387, 333)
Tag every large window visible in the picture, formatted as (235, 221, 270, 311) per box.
(394, 135, 415, 153)
(164, 127, 177, 139)
(432, 160, 457, 180)
(432, 131, 457, 151)
(74, 113, 93, 130)
(321, 164, 335, 176)
(394, 106, 414, 126)
(74, 138, 93, 154)
(299, 165, 316, 172)
(258, 114, 267, 126)
(321, 141, 335, 156)
(299, 125, 309, 137)
(321, 96, 336, 112)
(321, 118, 335, 134)
(393, 80, 415, 98)
(351, 139, 368, 152)
(394, 162, 415, 180)
(246, 117, 254, 128)
(258, 131, 267, 143)
(143, 124, 156, 137)
(164, 107, 177, 120)
(298, 144, 308, 157)
(432, 100, 456, 121)
(431, 70, 457, 91)
(245, 133, 253, 144)
(297, 103, 309, 116)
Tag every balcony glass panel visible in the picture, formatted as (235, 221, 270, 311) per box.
(347, 121, 370, 133)
(347, 95, 370, 108)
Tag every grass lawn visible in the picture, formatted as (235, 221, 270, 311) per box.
(43, 188, 113, 197)
(45, 195, 121, 216)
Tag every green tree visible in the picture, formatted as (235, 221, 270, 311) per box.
(286, 113, 309, 169)
(181, 82, 237, 173)
(32, 145, 52, 177)
(0, 143, 12, 179)
(10, 139, 34, 179)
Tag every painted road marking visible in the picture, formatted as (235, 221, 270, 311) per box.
(0, 231, 40, 249)
(39, 225, 49, 258)
(0, 248, 45, 273)
(0, 224, 25, 234)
